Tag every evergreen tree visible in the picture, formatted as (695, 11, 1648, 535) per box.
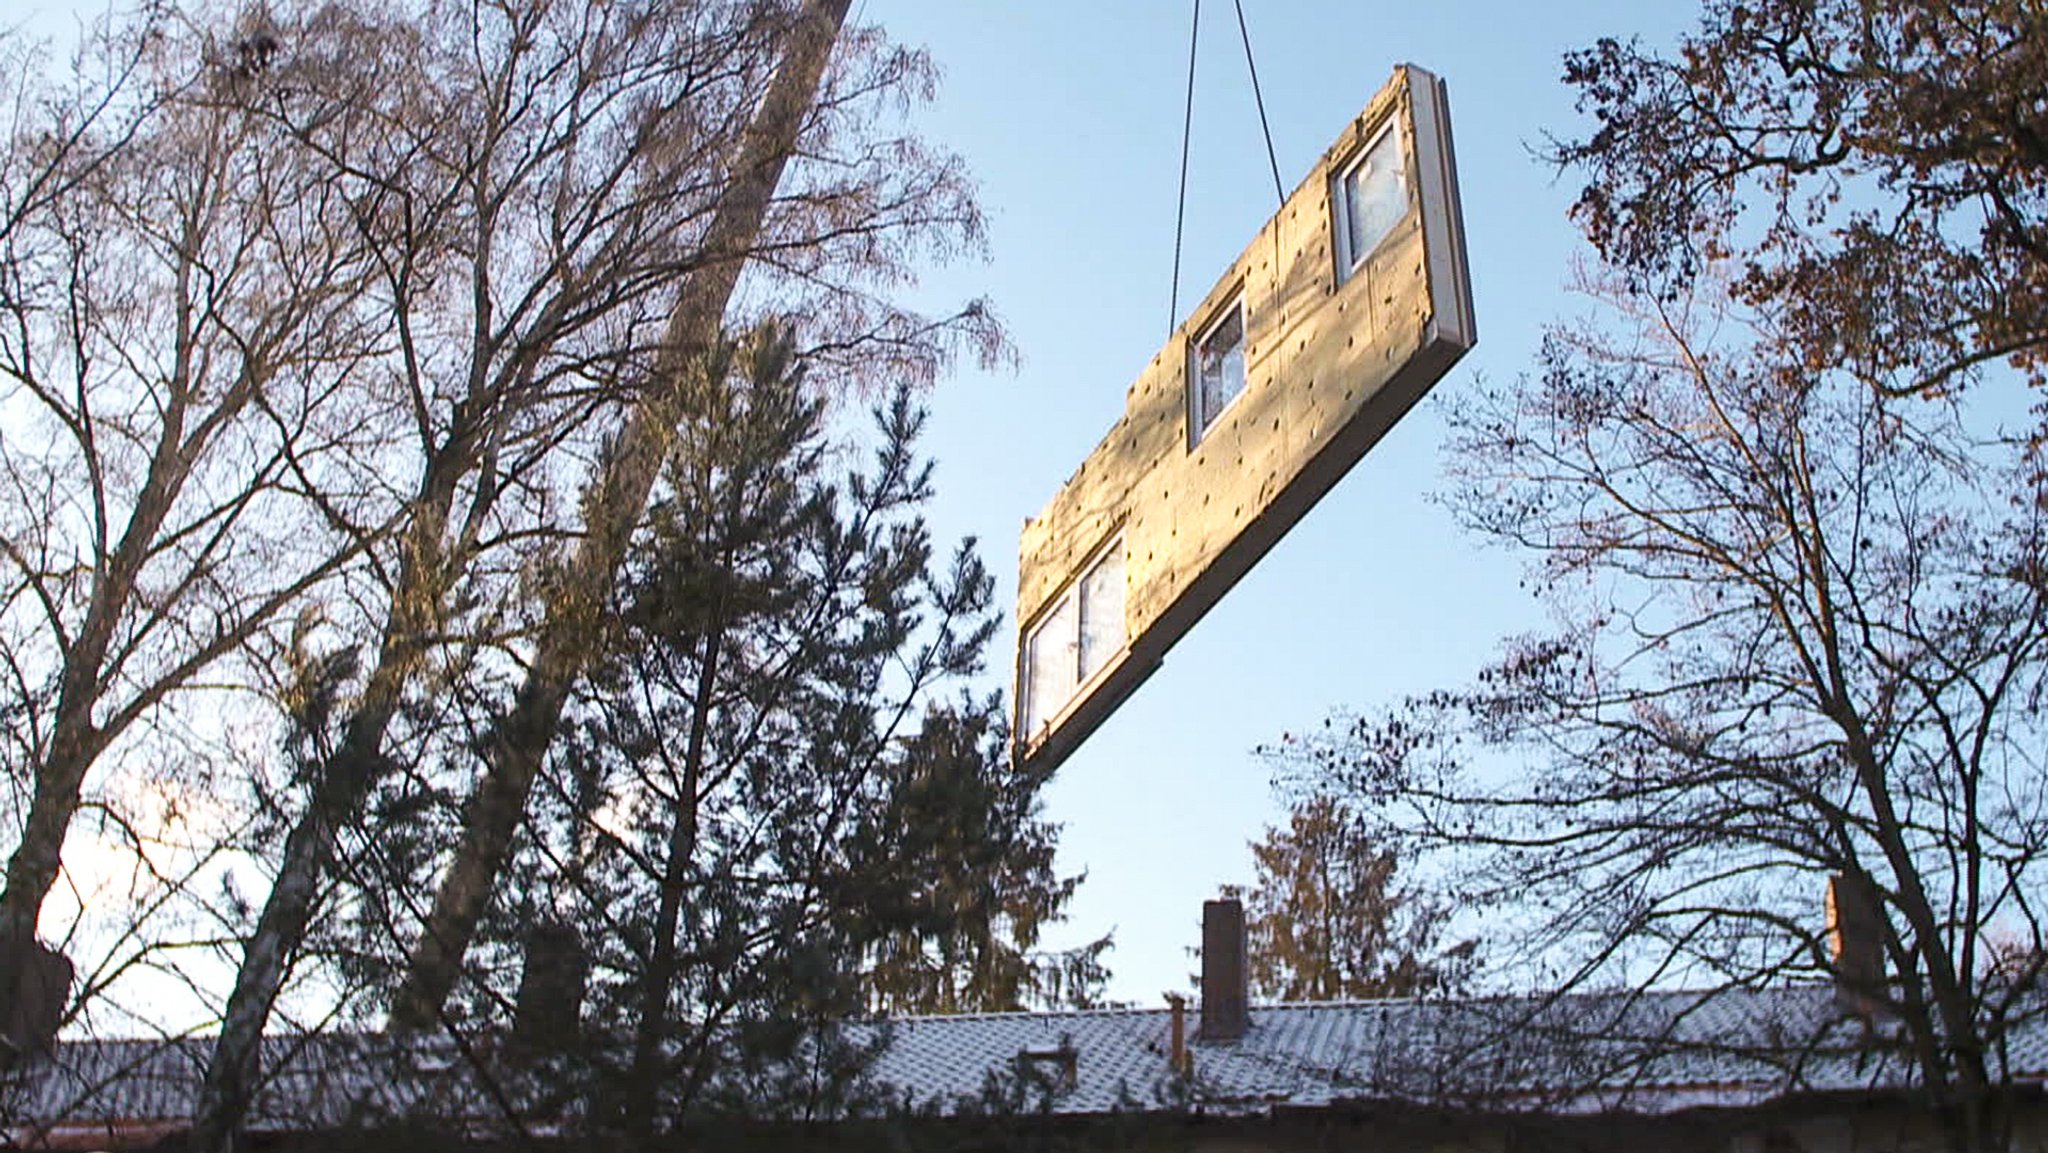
(474, 324, 1102, 1138)
(851, 709, 1110, 1017)
(1243, 795, 1473, 1002)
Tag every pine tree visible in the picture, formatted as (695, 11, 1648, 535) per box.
(850, 708, 1111, 1017)
(468, 324, 1101, 1138)
(1243, 795, 1473, 1002)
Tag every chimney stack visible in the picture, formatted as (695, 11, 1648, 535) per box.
(1166, 993, 1190, 1075)
(1199, 898, 1249, 1041)
(1827, 873, 1884, 1016)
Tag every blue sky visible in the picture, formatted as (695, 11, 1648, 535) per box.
(857, 0, 1696, 1006)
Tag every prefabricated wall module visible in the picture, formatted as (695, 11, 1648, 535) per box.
(1014, 65, 1476, 773)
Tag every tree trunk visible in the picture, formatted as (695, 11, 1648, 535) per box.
(387, 0, 853, 1031)
(187, 741, 382, 1152)
(0, 725, 104, 1041)
(0, 319, 208, 1022)
(1831, 701, 1996, 1150)
(623, 630, 721, 1140)
(188, 494, 457, 1153)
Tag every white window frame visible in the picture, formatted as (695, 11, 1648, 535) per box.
(1020, 537, 1125, 740)
(1332, 118, 1410, 280)
(1188, 295, 1247, 446)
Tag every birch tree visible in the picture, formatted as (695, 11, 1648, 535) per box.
(385, 0, 856, 1029)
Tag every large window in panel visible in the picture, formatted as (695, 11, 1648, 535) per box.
(1021, 541, 1125, 738)
(1334, 121, 1408, 278)
(1190, 297, 1246, 444)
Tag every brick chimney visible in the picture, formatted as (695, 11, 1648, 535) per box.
(1827, 872, 1885, 1016)
(1166, 993, 1191, 1075)
(1199, 897, 1249, 1041)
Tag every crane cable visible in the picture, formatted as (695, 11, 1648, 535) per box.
(1167, 0, 1202, 335)
(1167, 0, 1286, 336)
(1234, 0, 1286, 208)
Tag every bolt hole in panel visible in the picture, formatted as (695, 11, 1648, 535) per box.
(1014, 66, 1475, 773)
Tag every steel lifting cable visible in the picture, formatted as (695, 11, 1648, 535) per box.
(1233, 0, 1286, 207)
(1167, 0, 1287, 337)
(1168, 0, 1202, 335)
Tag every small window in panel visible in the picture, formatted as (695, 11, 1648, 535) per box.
(1335, 121, 1408, 278)
(1191, 298, 1246, 443)
(1019, 540, 1125, 739)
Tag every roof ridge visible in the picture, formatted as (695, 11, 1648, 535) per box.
(878, 1003, 1166, 1024)
(38, 985, 1850, 1050)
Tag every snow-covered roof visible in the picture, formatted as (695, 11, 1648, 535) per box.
(860, 985, 2048, 1116)
(9, 986, 2046, 1145)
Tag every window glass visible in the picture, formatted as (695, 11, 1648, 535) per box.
(1193, 302, 1245, 438)
(1340, 124, 1407, 273)
(1077, 546, 1125, 682)
(1022, 591, 1078, 737)
(1020, 541, 1125, 739)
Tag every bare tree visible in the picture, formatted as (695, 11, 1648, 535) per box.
(0, 9, 394, 1035)
(1269, 273, 2048, 1153)
(176, 0, 799, 1139)
(1554, 0, 2048, 398)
